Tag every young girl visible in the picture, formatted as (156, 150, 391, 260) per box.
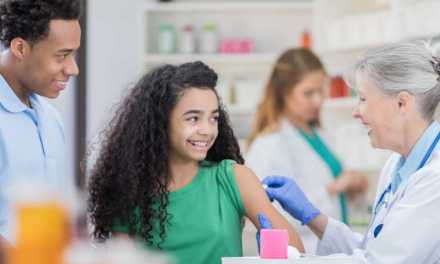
(88, 61, 303, 264)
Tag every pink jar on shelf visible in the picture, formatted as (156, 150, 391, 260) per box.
(220, 38, 254, 54)
(240, 38, 254, 53)
(220, 39, 237, 53)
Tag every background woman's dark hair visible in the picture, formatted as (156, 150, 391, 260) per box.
(88, 61, 243, 247)
(0, 0, 81, 48)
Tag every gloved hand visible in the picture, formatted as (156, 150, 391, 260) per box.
(263, 176, 320, 225)
(256, 213, 272, 254)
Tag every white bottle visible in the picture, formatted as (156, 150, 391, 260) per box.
(200, 24, 218, 54)
(179, 24, 196, 54)
(157, 24, 176, 54)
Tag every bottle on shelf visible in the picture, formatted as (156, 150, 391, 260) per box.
(179, 24, 196, 54)
(300, 29, 312, 49)
(329, 75, 350, 98)
(200, 24, 218, 54)
(157, 24, 177, 54)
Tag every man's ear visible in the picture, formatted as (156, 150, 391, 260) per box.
(9, 37, 31, 60)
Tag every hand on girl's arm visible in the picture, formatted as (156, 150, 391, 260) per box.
(233, 165, 305, 253)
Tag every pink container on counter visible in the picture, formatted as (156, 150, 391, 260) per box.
(260, 229, 288, 259)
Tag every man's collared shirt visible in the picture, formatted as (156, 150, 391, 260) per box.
(0, 74, 71, 241)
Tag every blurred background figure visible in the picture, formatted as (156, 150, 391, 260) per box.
(246, 48, 368, 253)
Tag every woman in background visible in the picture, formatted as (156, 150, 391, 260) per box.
(246, 48, 368, 253)
(88, 61, 303, 264)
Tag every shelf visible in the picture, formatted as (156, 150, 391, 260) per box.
(323, 97, 358, 109)
(144, 2, 313, 13)
(225, 97, 358, 116)
(317, 44, 381, 56)
(225, 105, 255, 116)
(227, 98, 359, 115)
(143, 1, 313, 68)
(144, 53, 278, 66)
(315, 0, 440, 56)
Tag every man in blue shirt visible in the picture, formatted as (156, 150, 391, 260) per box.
(0, 0, 81, 248)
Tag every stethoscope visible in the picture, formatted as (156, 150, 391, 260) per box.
(365, 130, 440, 242)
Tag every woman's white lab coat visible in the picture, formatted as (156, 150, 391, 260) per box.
(316, 146, 440, 263)
(246, 119, 343, 253)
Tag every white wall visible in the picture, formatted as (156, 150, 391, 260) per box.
(86, 0, 147, 153)
(48, 79, 76, 185)
(47, 0, 150, 180)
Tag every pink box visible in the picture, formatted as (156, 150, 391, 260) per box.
(220, 38, 254, 54)
(240, 39, 254, 53)
(260, 229, 288, 259)
(220, 39, 240, 53)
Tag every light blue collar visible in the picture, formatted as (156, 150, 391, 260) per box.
(391, 121, 440, 192)
(0, 74, 29, 113)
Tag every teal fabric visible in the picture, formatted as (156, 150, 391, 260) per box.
(298, 127, 348, 224)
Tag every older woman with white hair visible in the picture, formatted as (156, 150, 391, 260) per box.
(260, 41, 440, 263)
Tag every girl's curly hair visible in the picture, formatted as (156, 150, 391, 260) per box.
(88, 61, 244, 247)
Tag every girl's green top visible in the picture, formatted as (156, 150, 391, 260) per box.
(112, 159, 246, 264)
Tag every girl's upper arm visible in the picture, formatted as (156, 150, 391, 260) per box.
(233, 164, 305, 252)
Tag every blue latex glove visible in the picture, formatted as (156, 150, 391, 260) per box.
(263, 176, 320, 225)
(256, 213, 272, 254)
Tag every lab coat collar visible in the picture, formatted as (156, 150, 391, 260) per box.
(280, 118, 303, 139)
(280, 118, 292, 132)
(280, 118, 320, 137)
(393, 121, 440, 192)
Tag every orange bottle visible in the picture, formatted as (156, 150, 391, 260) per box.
(301, 30, 312, 49)
(8, 201, 70, 264)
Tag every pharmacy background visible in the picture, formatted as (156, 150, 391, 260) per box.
(1, 0, 440, 263)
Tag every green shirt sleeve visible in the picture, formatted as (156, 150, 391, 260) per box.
(216, 159, 246, 218)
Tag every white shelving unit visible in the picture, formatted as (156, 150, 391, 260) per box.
(312, 0, 440, 176)
(314, 0, 440, 73)
(144, 2, 312, 13)
(323, 97, 358, 110)
(144, 53, 278, 67)
(402, 0, 440, 39)
(227, 97, 359, 116)
(142, 1, 314, 69)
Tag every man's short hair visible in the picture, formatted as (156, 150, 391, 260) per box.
(0, 0, 81, 48)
